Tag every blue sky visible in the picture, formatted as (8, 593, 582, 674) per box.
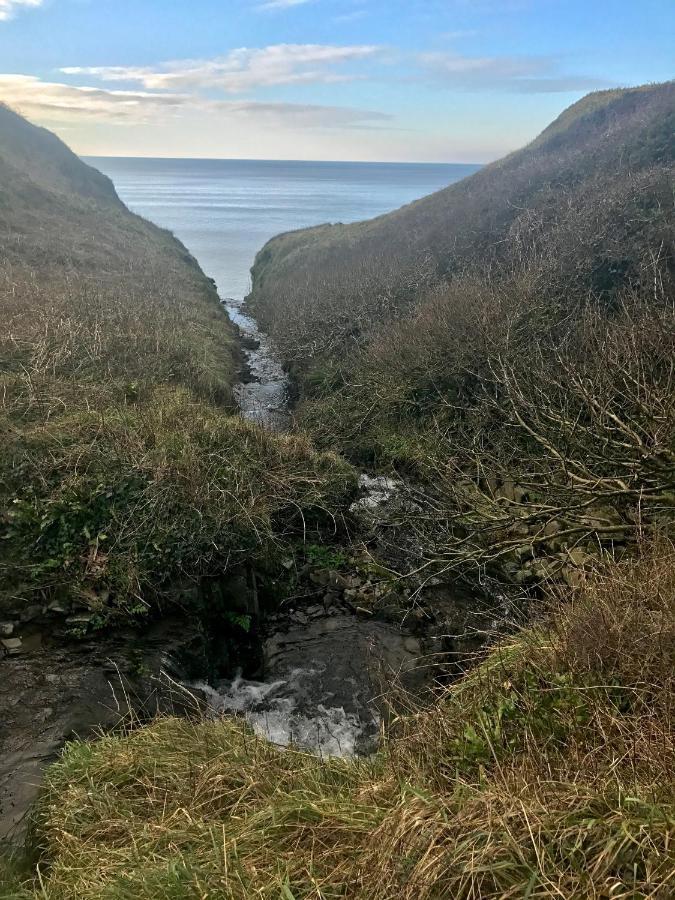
(0, 0, 672, 161)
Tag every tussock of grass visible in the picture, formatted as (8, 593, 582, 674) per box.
(10, 543, 674, 898)
(0, 111, 356, 622)
(1, 388, 355, 619)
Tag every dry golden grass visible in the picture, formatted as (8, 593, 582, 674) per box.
(4, 542, 672, 898)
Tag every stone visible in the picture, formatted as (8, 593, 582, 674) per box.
(0, 622, 15, 637)
(20, 604, 44, 624)
(566, 548, 591, 568)
(543, 519, 562, 537)
(1, 637, 22, 656)
(291, 611, 309, 626)
(327, 570, 352, 591)
(309, 570, 330, 587)
(47, 600, 69, 615)
(66, 614, 94, 626)
(306, 605, 324, 619)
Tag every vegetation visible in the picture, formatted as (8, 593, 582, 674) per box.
(1, 85, 674, 898)
(2, 543, 673, 897)
(249, 82, 675, 587)
(0, 104, 355, 623)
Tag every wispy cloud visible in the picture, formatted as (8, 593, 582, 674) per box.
(0, 73, 390, 130)
(0, 0, 43, 21)
(0, 74, 188, 121)
(62, 44, 381, 93)
(256, 0, 313, 10)
(419, 50, 610, 93)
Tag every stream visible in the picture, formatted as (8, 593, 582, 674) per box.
(200, 298, 429, 756)
(223, 297, 291, 431)
(0, 294, 429, 843)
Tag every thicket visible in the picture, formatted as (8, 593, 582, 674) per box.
(249, 82, 675, 589)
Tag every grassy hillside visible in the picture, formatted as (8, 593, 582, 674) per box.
(1, 88, 674, 899)
(250, 82, 675, 589)
(250, 82, 674, 371)
(0, 105, 355, 625)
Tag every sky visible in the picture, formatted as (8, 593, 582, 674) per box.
(0, 0, 672, 163)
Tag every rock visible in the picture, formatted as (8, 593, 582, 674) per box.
(309, 570, 330, 588)
(543, 519, 562, 537)
(47, 600, 69, 615)
(566, 548, 591, 568)
(0, 622, 15, 637)
(1, 637, 22, 656)
(562, 565, 585, 589)
(20, 604, 45, 624)
(290, 611, 309, 626)
(305, 605, 324, 619)
(328, 570, 352, 591)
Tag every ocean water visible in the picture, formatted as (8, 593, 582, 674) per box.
(88, 157, 480, 299)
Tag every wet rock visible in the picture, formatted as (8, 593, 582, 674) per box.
(20, 604, 45, 624)
(0, 623, 15, 637)
(47, 600, 70, 615)
(1, 638, 22, 657)
(305, 605, 324, 619)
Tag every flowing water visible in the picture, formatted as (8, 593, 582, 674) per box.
(89, 157, 473, 755)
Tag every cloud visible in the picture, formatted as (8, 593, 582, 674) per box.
(62, 44, 381, 93)
(0, 74, 188, 121)
(419, 51, 611, 93)
(0, 0, 43, 21)
(256, 0, 313, 9)
(0, 73, 389, 130)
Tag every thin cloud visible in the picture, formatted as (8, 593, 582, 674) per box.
(0, 73, 389, 130)
(0, 74, 188, 122)
(0, 0, 43, 21)
(256, 0, 313, 9)
(62, 44, 381, 93)
(419, 50, 611, 93)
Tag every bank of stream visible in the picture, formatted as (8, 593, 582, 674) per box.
(0, 294, 437, 843)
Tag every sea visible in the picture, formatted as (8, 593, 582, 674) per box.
(88, 157, 480, 299)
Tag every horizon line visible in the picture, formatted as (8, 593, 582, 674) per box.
(83, 154, 484, 167)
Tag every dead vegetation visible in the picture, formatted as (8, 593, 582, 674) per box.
(4, 542, 673, 898)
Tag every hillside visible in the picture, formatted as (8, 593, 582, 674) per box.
(0, 106, 354, 626)
(249, 82, 675, 591)
(250, 82, 674, 371)
(1, 87, 674, 899)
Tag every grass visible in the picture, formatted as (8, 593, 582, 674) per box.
(0, 108, 357, 625)
(3, 541, 673, 898)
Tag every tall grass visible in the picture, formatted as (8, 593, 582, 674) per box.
(5, 542, 673, 898)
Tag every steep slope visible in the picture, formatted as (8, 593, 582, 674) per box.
(0, 107, 354, 624)
(250, 82, 674, 372)
(249, 82, 675, 591)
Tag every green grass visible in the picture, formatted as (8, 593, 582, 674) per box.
(4, 543, 673, 898)
(0, 107, 357, 625)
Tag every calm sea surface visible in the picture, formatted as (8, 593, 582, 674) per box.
(88, 157, 480, 299)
